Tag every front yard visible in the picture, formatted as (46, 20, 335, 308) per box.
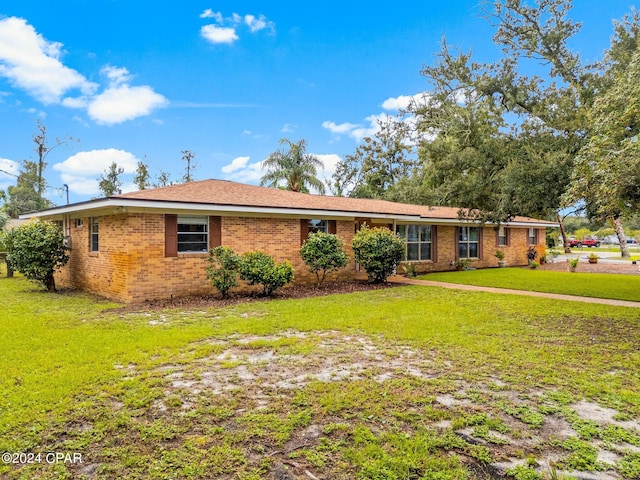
(1, 276, 640, 479)
(420, 268, 640, 303)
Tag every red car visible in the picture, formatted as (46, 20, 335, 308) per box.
(568, 238, 601, 248)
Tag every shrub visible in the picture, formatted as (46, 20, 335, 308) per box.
(6, 219, 69, 291)
(239, 251, 294, 296)
(206, 246, 240, 298)
(300, 232, 349, 285)
(351, 226, 404, 283)
(529, 261, 540, 269)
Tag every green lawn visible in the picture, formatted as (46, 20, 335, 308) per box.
(419, 268, 640, 302)
(2, 276, 640, 479)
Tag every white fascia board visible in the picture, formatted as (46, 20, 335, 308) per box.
(503, 221, 559, 228)
(19, 199, 113, 219)
(21, 198, 424, 222)
(20, 198, 560, 228)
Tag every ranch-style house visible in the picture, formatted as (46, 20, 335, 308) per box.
(22, 179, 556, 302)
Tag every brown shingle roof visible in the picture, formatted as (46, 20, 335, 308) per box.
(115, 179, 551, 224)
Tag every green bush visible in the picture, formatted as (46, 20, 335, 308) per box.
(206, 246, 240, 298)
(352, 226, 404, 283)
(6, 219, 69, 291)
(238, 251, 294, 296)
(300, 232, 349, 285)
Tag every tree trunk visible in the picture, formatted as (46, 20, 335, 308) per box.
(6, 259, 13, 278)
(45, 274, 56, 292)
(612, 216, 630, 258)
(556, 213, 571, 253)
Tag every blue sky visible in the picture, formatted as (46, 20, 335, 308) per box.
(0, 1, 636, 206)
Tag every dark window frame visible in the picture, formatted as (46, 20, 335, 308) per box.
(396, 224, 433, 262)
(90, 217, 99, 252)
(177, 215, 209, 253)
(458, 226, 480, 259)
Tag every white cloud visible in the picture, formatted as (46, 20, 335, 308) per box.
(244, 14, 273, 33)
(314, 153, 342, 184)
(221, 156, 250, 173)
(322, 121, 360, 135)
(281, 123, 296, 133)
(54, 149, 138, 175)
(200, 10, 274, 45)
(324, 92, 436, 143)
(220, 157, 264, 184)
(220, 152, 342, 194)
(87, 83, 168, 125)
(100, 65, 132, 85)
(200, 24, 239, 44)
(0, 157, 19, 176)
(322, 116, 383, 141)
(57, 175, 99, 196)
(200, 9, 223, 22)
(381, 92, 430, 111)
(0, 17, 167, 125)
(0, 17, 98, 104)
(53, 148, 139, 195)
(0, 157, 19, 189)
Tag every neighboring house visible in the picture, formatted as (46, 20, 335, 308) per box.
(21, 179, 556, 302)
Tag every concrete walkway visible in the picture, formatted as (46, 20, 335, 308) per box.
(387, 275, 640, 309)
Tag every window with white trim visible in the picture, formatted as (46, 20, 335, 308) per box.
(498, 225, 507, 246)
(308, 219, 328, 234)
(90, 217, 99, 252)
(528, 228, 537, 245)
(177, 216, 208, 252)
(458, 226, 479, 259)
(396, 224, 432, 261)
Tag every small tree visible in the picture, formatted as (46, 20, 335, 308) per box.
(206, 246, 240, 298)
(352, 226, 404, 283)
(7, 219, 69, 291)
(300, 232, 349, 285)
(98, 162, 124, 197)
(238, 251, 294, 296)
(134, 161, 151, 190)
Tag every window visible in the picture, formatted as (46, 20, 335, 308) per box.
(528, 228, 537, 245)
(498, 225, 508, 246)
(458, 226, 479, 259)
(308, 219, 328, 234)
(90, 217, 99, 252)
(396, 224, 432, 261)
(177, 216, 209, 253)
(75, 218, 84, 228)
(301, 219, 337, 245)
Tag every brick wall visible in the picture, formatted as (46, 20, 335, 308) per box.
(56, 213, 545, 302)
(57, 213, 358, 302)
(56, 214, 133, 300)
(399, 225, 542, 275)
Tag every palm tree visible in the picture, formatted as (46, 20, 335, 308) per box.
(260, 138, 326, 194)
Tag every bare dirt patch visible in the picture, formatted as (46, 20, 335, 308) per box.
(143, 330, 639, 479)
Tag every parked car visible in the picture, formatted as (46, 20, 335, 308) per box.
(568, 237, 601, 248)
(602, 235, 620, 245)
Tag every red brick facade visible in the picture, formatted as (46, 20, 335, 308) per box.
(55, 212, 545, 302)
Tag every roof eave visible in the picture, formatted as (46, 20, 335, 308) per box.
(19, 198, 560, 227)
